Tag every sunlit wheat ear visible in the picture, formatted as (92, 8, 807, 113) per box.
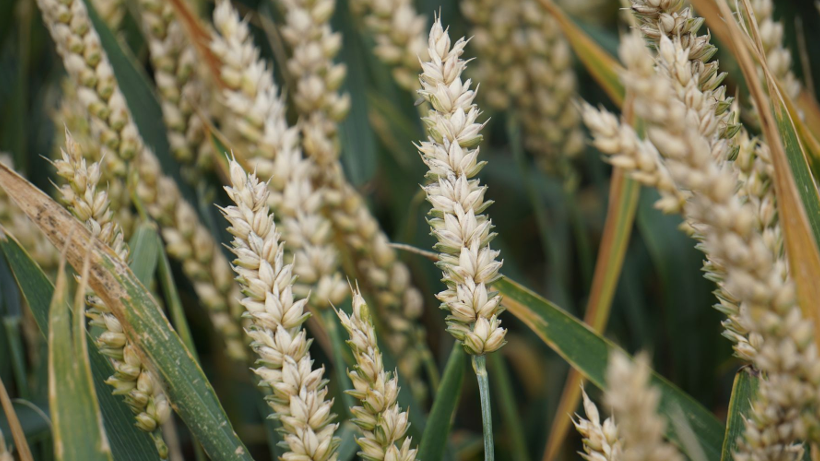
(350, 0, 428, 90)
(221, 158, 339, 461)
(619, 30, 819, 461)
(136, 0, 212, 183)
(605, 352, 682, 461)
(210, 0, 347, 310)
(35, 0, 248, 360)
(416, 16, 505, 356)
(52, 130, 171, 458)
(461, 0, 585, 178)
(573, 388, 622, 461)
(337, 289, 418, 461)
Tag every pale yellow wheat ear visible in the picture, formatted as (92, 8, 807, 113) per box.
(210, 0, 347, 310)
(337, 289, 418, 461)
(52, 129, 171, 458)
(415, 15, 504, 460)
(349, 0, 428, 90)
(35, 0, 248, 360)
(220, 158, 339, 461)
(461, 0, 584, 179)
(614, 24, 819, 460)
(416, 15, 505, 357)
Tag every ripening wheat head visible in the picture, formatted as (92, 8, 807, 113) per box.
(52, 130, 171, 456)
(416, 16, 506, 356)
(337, 289, 418, 461)
(618, 30, 819, 460)
(221, 158, 339, 461)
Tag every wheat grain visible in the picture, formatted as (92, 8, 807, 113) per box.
(337, 289, 418, 461)
(136, 0, 212, 182)
(36, 0, 248, 361)
(350, 0, 428, 91)
(221, 158, 339, 461)
(416, 17, 506, 356)
(52, 130, 171, 457)
(211, 0, 347, 309)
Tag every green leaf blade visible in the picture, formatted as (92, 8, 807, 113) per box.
(48, 262, 113, 461)
(495, 277, 724, 461)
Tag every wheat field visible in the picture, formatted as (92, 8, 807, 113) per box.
(1, 0, 820, 460)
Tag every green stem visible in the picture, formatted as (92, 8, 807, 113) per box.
(472, 354, 494, 461)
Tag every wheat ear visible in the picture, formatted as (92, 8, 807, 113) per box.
(337, 289, 418, 461)
(52, 130, 171, 457)
(221, 158, 339, 461)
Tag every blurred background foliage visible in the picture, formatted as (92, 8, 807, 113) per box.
(1, 0, 819, 459)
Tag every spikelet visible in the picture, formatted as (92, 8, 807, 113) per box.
(221, 159, 339, 461)
(136, 0, 212, 182)
(580, 104, 688, 214)
(52, 130, 170, 457)
(350, 0, 428, 90)
(276, 0, 430, 400)
(574, 388, 622, 461)
(210, 0, 347, 309)
(461, 0, 585, 177)
(416, 17, 506, 356)
(605, 352, 682, 461)
(337, 290, 418, 461)
(617, 29, 819, 461)
(36, 0, 247, 360)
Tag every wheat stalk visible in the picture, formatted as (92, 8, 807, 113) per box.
(210, 0, 347, 309)
(416, 17, 506, 356)
(36, 0, 248, 361)
(337, 289, 418, 461)
(52, 130, 171, 457)
(221, 158, 339, 461)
